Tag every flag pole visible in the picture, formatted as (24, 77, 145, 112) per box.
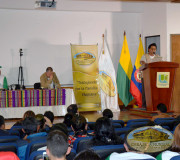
(102, 34, 105, 54)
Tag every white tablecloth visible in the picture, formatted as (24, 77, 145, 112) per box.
(0, 88, 75, 119)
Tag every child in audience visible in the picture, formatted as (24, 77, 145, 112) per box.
(67, 104, 78, 115)
(13, 110, 35, 126)
(156, 124, 180, 160)
(44, 111, 54, 128)
(69, 114, 88, 144)
(103, 109, 113, 120)
(46, 130, 71, 160)
(63, 113, 73, 128)
(35, 114, 46, 132)
(73, 149, 101, 160)
(152, 103, 172, 121)
(0, 115, 10, 136)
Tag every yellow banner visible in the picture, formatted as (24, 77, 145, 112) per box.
(71, 44, 101, 111)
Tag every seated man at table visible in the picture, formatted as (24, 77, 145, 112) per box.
(40, 67, 61, 89)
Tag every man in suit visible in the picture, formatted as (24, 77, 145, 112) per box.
(40, 67, 61, 89)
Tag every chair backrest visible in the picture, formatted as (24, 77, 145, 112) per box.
(115, 127, 133, 136)
(126, 121, 150, 128)
(127, 119, 151, 125)
(67, 148, 76, 160)
(87, 122, 95, 130)
(34, 83, 41, 89)
(25, 139, 47, 160)
(171, 155, 180, 160)
(76, 137, 93, 153)
(112, 120, 125, 127)
(113, 123, 122, 128)
(0, 136, 19, 143)
(91, 144, 126, 160)
(154, 119, 176, 131)
(28, 150, 45, 160)
(73, 136, 92, 151)
(0, 143, 18, 154)
(29, 149, 76, 160)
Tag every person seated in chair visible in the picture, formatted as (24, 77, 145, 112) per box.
(67, 104, 78, 115)
(151, 103, 172, 121)
(40, 67, 61, 89)
(79, 117, 122, 153)
(45, 130, 71, 160)
(0, 115, 10, 136)
(156, 123, 180, 160)
(103, 109, 113, 120)
(106, 135, 156, 160)
(69, 114, 88, 144)
(13, 110, 35, 127)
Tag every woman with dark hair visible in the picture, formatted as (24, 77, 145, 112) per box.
(92, 117, 122, 146)
(103, 109, 113, 119)
(69, 114, 88, 144)
(156, 124, 180, 160)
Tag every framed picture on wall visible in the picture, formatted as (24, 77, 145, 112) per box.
(145, 35, 160, 55)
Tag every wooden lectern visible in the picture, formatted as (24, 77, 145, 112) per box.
(140, 62, 179, 112)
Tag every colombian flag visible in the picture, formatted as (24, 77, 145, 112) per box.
(117, 33, 133, 107)
(130, 36, 145, 107)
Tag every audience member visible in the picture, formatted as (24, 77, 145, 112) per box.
(22, 117, 39, 139)
(73, 149, 101, 160)
(69, 114, 88, 144)
(151, 103, 172, 121)
(44, 111, 54, 128)
(103, 109, 113, 119)
(92, 117, 122, 146)
(18, 117, 45, 160)
(46, 130, 71, 160)
(156, 124, 180, 160)
(106, 136, 156, 160)
(35, 114, 46, 132)
(0, 115, 10, 136)
(63, 113, 73, 128)
(13, 110, 35, 126)
(67, 104, 78, 115)
(78, 117, 122, 152)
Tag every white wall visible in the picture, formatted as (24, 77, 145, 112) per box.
(142, 2, 167, 59)
(0, 9, 142, 86)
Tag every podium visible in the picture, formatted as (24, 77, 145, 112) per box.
(140, 62, 179, 112)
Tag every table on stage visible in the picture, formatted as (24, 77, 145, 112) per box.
(0, 88, 75, 119)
